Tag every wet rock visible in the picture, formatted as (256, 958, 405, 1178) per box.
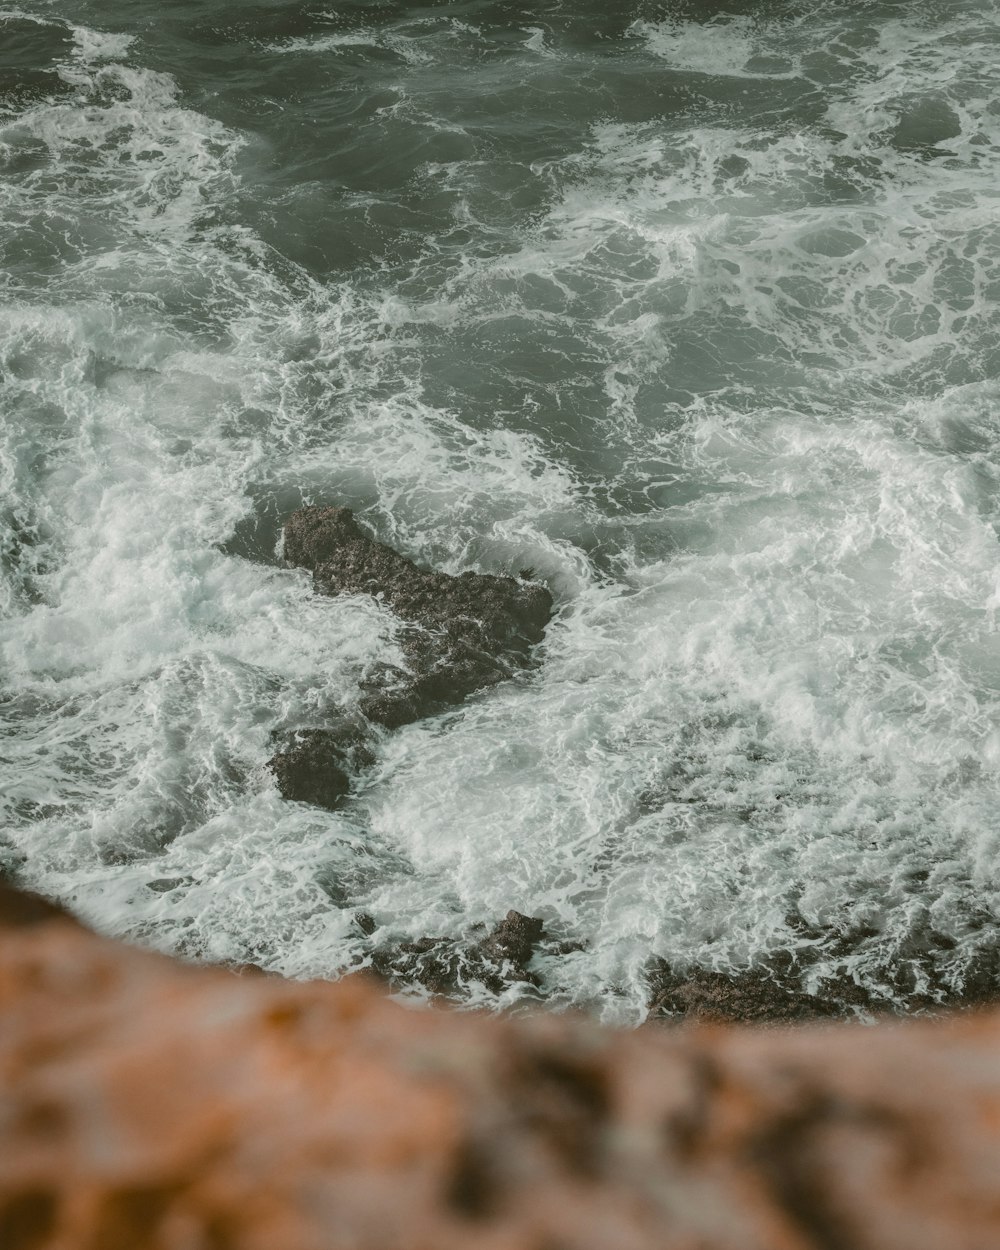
(475, 910, 545, 975)
(648, 933, 1000, 1026)
(283, 504, 366, 572)
(283, 505, 553, 727)
(371, 935, 463, 997)
(371, 911, 545, 998)
(145, 876, 194, 896)
(267, 723, 376, 810)
(648, 959, 839, 1026)
(270, 506, 553, 809)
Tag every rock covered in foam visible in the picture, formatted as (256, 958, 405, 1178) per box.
(370, 909, 546, 997)
(7, 881, 1000, 1249)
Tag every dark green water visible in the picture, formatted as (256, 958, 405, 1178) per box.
(4, 1, 1000, 1019)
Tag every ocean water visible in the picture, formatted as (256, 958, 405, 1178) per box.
(4, 0, 1000, 1021)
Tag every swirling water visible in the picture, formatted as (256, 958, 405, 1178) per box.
(4, 0, 1000, 1020)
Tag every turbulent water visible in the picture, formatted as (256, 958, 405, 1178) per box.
(4, 0, 1000, 1021)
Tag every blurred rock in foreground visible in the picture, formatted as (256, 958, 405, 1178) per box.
(3, 881, 1000, 1250)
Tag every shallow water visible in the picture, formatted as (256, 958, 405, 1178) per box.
(4, 0, 1000, 1020)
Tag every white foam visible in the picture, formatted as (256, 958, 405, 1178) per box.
(271, 28, 435, 66)
(523, 27, 553, 58)
(71, 24, 134, 63)
(630, 16, 795, 79)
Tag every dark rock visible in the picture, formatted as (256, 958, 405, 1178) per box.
(146, 876, 194, 895)
(475, 910, 546, 972)
(371, 935, 461, 997)
(283, 506, 553, 729)
(471, 911, 546, 996)
(268, 723, 375, 810)
(648, 931, 1000, 1026)
(647, 960, 839, 1027)
(283, 505, 367, 572)
(355, 687, 426, 731)
(270, 506, 553, 809)
(370, 911, 546, 999)
(357, 641, 509, 728)
(288, 507, 551, 645)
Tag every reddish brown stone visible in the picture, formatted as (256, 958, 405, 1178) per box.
(0, 880, 78, 930)
(4, 889, 1000, 1249)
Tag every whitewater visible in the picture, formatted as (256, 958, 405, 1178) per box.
(4, 0, 1000, 1021)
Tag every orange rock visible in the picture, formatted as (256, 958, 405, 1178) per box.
(2, 882, 1000, 1250)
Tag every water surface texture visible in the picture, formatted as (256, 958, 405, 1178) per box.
(4, 0, 1000, 1020)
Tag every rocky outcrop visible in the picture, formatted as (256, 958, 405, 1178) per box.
(283, 507, 551, 650)
(269, 506, 553, 806)
(268, 722, 376, 810)
(6, 880, 1000, 1250)
(286, 504, 552, 725)
(475, 909, 546, 973)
